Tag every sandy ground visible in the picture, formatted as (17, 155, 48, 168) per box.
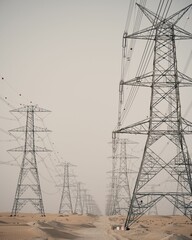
(0, 213, 98, 240)
(0, 213, 192, 240)
(109, 215, 192, 240)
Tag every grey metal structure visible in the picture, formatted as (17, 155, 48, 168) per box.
(113, 4, 192, 228)
(9, 105, 51, 216)
(82, 189, 88, 214)
(105, 138, 118, 216)
(114, 139, 131, 215)
(74, 182, 83, 214)
(86, 194, 93, 214)
(59, 162, 73, 215)
(108, 138, 137, 216)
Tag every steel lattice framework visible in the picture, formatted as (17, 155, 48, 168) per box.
(107, 138, 137, 216)
(74, 182, 83, 214)
(59, 162, 73, 215)
(114, 139, 132, 215)
(113, 4, 192, 228)
(9, 105, 51, 216)
(82, 189, 88, 214)
(105, 138, 118, 216)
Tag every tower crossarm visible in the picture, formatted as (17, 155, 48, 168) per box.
(8, 146, 51, 152)
(114, 138, 138, 144)
(123, 3, 192, 41)
(114, 119, 149, 135)
(9, 126, 51, 132)
(114, 117, 192, 136)
(122, 71, 192, 87)
(123, 24, 192, 41)
(123, 25, 157, 40)
(122, 72, 153, 87)
(114, 154, 139, 159)
(173, 25, 192, 40)
(137, 3, 192, 26)
(10, 105, 51, 113)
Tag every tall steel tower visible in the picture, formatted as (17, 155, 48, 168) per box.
(9, 105, 51, 216)
(111, 139, 137, 215)
(74, 182, 83, 214)
(87, 194, 93, 214)
(59, 162, 73, 215)
(82, 188, 88, 214)
(114, 4, 192, 228)
(105, 138, 118, 216)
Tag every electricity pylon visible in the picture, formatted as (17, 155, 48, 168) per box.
(105, 138, 118, 216)
(113, 4, 192, 228)
(82, 189, 88, 214)
(112, 139, 137, 215)
(87, 194, 94, 214)
(9, 105, 51, 216)
(74, 182, 83, 214)
(59, 162, 73, 215)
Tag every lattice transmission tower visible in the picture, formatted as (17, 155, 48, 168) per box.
(108, 138, 137, 216)
(87, 194, 93, 214)
(82, 188, 88, 214)
(74, 182, 83, 214)
(113, 4, 192, 228)
(59, 162, 74, 215)
(105, 138, 118, 216)
(9, 105, 51, 216)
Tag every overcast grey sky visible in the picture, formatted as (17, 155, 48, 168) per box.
(0, 0, 192, 214)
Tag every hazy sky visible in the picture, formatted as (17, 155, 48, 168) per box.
(0, 0, 192, 214)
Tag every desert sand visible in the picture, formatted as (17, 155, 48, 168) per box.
(0, 213, 98, 240)
(109, 215, 192, 240)
(0, 213, 192, 240)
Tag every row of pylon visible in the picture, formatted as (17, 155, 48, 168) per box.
(59, 162, 101, 216)
(9, 105, 101, 216)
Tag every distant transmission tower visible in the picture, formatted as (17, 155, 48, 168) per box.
(87, 194, 93, 214)
(113, 4, 192, 228)
(74, 182, 83, 214)
(9, 105, 51, 216)
(106, 138, 118, 216)
(82, 189, 88, 214)
(113, 139, 137, 215)
(59, 162, 73, 215)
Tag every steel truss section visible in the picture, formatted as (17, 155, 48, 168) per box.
(113, 4, 192, 229)
(59, 162, 73, 215)
(74, 182, 83, 214)
(9, 105, 51, 216)
(107, 138, 137, 216)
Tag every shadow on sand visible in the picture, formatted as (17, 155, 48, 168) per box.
(38, 221, 79, 239)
